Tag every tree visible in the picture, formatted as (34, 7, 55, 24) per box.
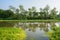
(31, 7, 38, 19)
(0, 9, 4, 19)
(0, 9, 14, 20)
(0, 5, 59, 20)
(15, 9, 20, 20)
(50, 8, 58, 19)
(9, 6, 16, 13)
(39, 8, 45, 19)
(43, 5, 50, 19)
(31, 7, 36, 12)
(19, 5, 25, 12)
(19, 5, 27, 20)
(28, 8, 32, 19)
(28, 7, 38, 19)
(57, 12, 60, 19)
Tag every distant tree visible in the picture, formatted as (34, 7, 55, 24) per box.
(50, 8, 58, 19)
(39, 8, 45, 19)
(15, 9, 20, 20)
(19, 5, 27, 20)
(56, 12, 60, 19)
(31, 7, 36, 12)
(19, 5, 25, 12)
(9, 6, 16, 13)
(0, 9, 14, 20)
(28, 6, 38, 19)
(31, 7, 38, 19)
(28, 8, 32, 19)
(0, 9, 4, 19)
(43, 5, 50, 19)
(0, 5, 59, 20)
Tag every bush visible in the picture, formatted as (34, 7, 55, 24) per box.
(48, 27, 60, 40)
(0, 27, 26, 40)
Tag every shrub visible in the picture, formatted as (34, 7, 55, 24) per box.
(48, 27, 60, 40)
(0, 27, 26, 40)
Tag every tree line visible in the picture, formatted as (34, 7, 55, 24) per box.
(0, 5, 60, 20)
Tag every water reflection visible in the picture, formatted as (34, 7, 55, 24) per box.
(15, 22, 60, 40)
(0, 21, 18, 27)
(15, 22, 60, 32)
(0, 21, 60, 40)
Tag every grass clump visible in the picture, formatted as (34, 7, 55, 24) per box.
(0, 27, 26, 40)
(48, 27, 60, 40)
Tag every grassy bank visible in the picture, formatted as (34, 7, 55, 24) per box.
(0, 27, 26, 40)
(0, 20, 60, 22)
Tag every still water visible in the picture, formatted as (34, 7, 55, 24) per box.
(0, 21, 60, 40)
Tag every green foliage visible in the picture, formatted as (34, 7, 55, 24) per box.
(0, 9, 15, 20)
(0, 27, 26, 40)
(0, 5, 60, 20)
(50, 8, 58, 19)
(48, 27, 60, 40)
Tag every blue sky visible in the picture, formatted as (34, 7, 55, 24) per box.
(0, 0, 60, 11)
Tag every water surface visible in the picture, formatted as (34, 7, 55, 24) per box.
(0, 21, 60, 40)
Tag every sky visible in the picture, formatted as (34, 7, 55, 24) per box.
(0, 0, 60, 11)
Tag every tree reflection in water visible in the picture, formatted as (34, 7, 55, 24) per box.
(15, 22, 59, 32)
(38, 22, 48, 32)
(49, 22, 57, 31)
(0, 21, 18, 27)
(0, 21, 59, 32)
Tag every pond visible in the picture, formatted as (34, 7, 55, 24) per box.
(0, 21, 60, 40)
